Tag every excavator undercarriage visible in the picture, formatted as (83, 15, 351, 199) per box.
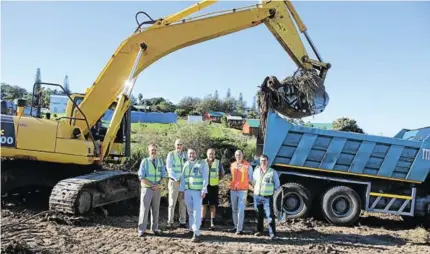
(49, 171, 140, 215)
(1, 154, 140, 216)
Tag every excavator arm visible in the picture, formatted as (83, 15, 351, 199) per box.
(71, 0, 331, 159)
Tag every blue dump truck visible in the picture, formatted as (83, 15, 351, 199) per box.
(258, 111, 430, 226)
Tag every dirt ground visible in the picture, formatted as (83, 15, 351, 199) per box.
(1, 190, 429, 254)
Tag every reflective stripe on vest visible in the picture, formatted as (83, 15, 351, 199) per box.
(183, 160, 204, 191)
(170, 151, 185, 179)
(254, 166, 275, 196)
(230, 161, 249, 191)
(207, 159, 220, 186)
(142, 158, 163, 188)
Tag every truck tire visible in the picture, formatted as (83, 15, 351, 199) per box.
(321, 185, 361, 226)
(273, 182, 312, 219)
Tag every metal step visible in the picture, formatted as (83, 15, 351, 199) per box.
(366, 188, 416, 216)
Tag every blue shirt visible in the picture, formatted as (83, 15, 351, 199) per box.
(138, 157, 167, 184)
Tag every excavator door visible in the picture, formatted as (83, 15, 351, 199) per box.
(65, 94, 131, 163)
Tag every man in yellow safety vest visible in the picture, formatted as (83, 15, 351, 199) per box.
(137, 143, 166, 237)
(166, 139, 187, 228)
(252, 154, 280, 240)
(201, 148, 225, 229)
(178, 148, 209, 243)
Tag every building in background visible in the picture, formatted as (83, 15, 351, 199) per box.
(227, 115, 243, 129)
(49, 95, 68, 113)
(102, 110, 177, 124)
(188, 115, 202, 124)
(203, 111, 226, 123)
(242, 119, 260, 137)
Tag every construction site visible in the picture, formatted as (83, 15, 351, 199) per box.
(1, 0, 429, 253)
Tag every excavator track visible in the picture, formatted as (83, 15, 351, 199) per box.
(49, 170, 140, 215)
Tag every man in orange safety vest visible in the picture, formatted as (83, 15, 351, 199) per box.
(229, 150, 253, 235)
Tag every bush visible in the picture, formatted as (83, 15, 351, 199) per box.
(175, 108, 186, 117)
(123, 122, 257, 197)
(159, 122, 214, 160)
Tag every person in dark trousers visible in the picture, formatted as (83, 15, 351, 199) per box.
(251, 154, 280, 240)
(201, 148, 225, 229)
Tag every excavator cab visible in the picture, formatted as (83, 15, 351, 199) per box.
(65, 93, 131, 163)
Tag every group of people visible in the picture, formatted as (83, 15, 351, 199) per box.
(137, 138, 281, 243)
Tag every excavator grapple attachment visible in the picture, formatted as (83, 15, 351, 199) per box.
(259, 69, 329, 118)
(258, 68, 329, 132)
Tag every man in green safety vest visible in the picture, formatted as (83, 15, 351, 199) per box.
(178, 148, 209, 243)
(251, 154, 280, 240)
(166, 139, 187, 229)
(201, 148, 224, 229)
(137, 143, 166, 237)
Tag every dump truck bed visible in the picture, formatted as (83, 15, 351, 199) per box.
(262, 111, 430, 183)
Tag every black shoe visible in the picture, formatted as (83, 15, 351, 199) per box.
(228, 227, 237, 233)
(191, 234, 201, 243)
(235, 231, 243, 235)
(153, 230, 162, 236)
(179, 223, 187, 228)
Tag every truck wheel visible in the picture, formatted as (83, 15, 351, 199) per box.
(273, 182, 312, 219)
(321, 186, 361, 226)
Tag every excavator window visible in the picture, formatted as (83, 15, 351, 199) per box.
(68, 96, 129, 158)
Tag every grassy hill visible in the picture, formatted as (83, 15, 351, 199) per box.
(131, 118, 243, 139)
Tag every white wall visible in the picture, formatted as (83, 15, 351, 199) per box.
(50, 95, 68, 113)
(188, 115, 202, 124)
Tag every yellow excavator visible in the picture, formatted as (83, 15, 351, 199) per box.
(1, 0, 331, 215)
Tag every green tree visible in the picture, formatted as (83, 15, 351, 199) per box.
(138, 93, 143, 105)
(246, 110, 258, 119)
(236, 92, 246, 116)
(222, 97, 236, 114)
(196, 94, 222, 114)
(333, 117, 364, 133)
(175, 108, 186, 117)
(131, 94, 138, 105)
(0, 83, 28, 101)
(158, 100, 176, 112)
(33, 68, 42, 107)
(177, 96, 201, 115)
(63, 75, 71, 95)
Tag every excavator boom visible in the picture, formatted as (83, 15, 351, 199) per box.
(72, 0, 330, 159)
